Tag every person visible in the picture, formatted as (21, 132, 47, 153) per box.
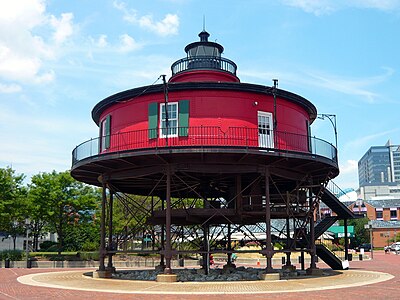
(231, 253, 237, 262)
(209, 254, 214, 265)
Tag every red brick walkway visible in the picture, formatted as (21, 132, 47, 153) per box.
(0, 251, 399, 299)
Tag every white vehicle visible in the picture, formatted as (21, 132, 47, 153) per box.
(389, 242, 400, 251)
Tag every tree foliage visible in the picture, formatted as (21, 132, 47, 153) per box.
(28, 170, 101, 252)
(0, 167, 28, 249)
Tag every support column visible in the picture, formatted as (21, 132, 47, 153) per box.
(260, 169, 280, 280)
(203, 225, 210, 275)
(344, 218, 349, 260)
(159, 198, 165, 268)
(93, 179, 111, 278)
(309, 191, 317, 270)
(236, 175, 242, 214)
(285, 217, 292, 267)
(107, 191, 115, 272)
(99, 181, 107, 271)
(227, 223, 232, 265)
(306, 188, 322, 276)
(265, 169, 274, 273)
(157, 167, 177, 282)
(164, 167, 173, 274)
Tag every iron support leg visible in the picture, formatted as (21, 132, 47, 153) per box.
(265, 169, 274, 273)
(99, 181, 107, 271)
(164, 167, 172, 274)
(107, 191, 114, 271)
(344, 219, 349, 260)
(309, 191, 317, 269)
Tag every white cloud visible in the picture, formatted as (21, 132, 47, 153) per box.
(138, 14, 179, 36)
(50, 13, 74, 44)
(0, 0, 74, 86)
(340, 159, 358, 175)
(113, 1, 179, 36)
(119, 34, 141, 52)
(281, 0, 400, 15)
(96, 35, 108, 48)
(240, 67, 394, 103)
(343, 129, 400, 153)
(281, 0, 336, 16)
(0, 83, 21, 93)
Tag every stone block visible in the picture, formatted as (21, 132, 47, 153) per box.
(260, 273, 281, 281)
(156, 274, 178, 282)
(92, 270, 112, 278)
(306, 268, 324, 276)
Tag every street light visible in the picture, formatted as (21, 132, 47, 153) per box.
(317, 114, 338, 149)
(25, 218, 30, 268)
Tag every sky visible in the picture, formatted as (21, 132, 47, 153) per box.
(1, 0, 400, 190)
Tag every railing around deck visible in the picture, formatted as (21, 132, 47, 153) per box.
(171, 56, 237, 76)
(72, 126, 337, 166)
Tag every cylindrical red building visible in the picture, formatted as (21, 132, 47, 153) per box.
(71, 31, 354, 280)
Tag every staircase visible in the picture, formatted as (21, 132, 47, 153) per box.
(310, 181, 357, 269)
(316, 244, 348, 270)
(313, 216, 338, 239)
(319, 187, 357, 219)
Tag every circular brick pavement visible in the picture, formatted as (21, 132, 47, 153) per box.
(0, 251, 399, 299)
(17, 269, 393, 294)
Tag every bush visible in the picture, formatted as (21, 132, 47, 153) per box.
(0, 250, 24, 261)
(79, 251, 99, 261)
(81, 241, 99, 252)
(39, 241, 58, 251)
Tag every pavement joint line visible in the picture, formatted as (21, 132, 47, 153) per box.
(15, 269, 395, 295)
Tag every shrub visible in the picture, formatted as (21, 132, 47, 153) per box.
(39, 241, 58, 251)
(0, 250, 24, 261)
(79, 251, 99, 261)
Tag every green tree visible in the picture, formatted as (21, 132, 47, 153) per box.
(29, 170, 101, 254)
(339, 217, 369, 247)
(0, 167, 28, 250)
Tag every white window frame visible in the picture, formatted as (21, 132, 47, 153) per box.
(257, 111, 274, 148)
(160, 102, 178, 138)
(100, 118, 108, 151)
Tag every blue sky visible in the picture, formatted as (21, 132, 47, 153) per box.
(1, 0, 400, 190)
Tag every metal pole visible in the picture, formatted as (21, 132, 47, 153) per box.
(272, 79, 278, 132)
(107, 191, 114, 271)
(162, 75, 169, 146)
(164, 166, 172, 274)
(344, 218, 349, 260)
(370, 225, 374, 259)
(227, 223, 232, 265)
(309, 189, 317, 269)
(265, 168, 273, 272)
(25, 219, 30, 268)
(99, 180, 107, 271)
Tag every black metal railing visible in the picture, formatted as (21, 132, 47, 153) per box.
(171, 56, 237, 76)
(72, 126, 337, 166)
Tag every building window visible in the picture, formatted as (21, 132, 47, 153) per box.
(390, 209, 397, 220)
(160, 102, 178, 137)
(100, 115, 111, 151)
(376, 210, 383, 220)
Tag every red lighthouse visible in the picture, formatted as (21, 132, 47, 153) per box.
(72, 30, 356, 280)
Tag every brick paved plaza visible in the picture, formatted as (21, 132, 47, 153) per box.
(0, 251, 399, 299)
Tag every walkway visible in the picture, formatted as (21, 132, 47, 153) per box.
(0, 251, 399, 299)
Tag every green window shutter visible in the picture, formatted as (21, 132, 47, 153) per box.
(105, 115, 111, 149)
(178, 100, 189, 137)
(148, 102, 158, 139)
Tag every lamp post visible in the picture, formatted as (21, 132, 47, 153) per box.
(25, 219, 30, 268)
(317, 114, 337, 149)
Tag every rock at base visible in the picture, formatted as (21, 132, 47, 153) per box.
(93, 270, 112, 278)
(260, 273, 281, 281)
(156, 274, 178, 282)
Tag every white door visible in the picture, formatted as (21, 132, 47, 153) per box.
(258, 111, 274, 148)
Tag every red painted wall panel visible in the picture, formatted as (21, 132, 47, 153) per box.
(99, 89, 310, 152)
